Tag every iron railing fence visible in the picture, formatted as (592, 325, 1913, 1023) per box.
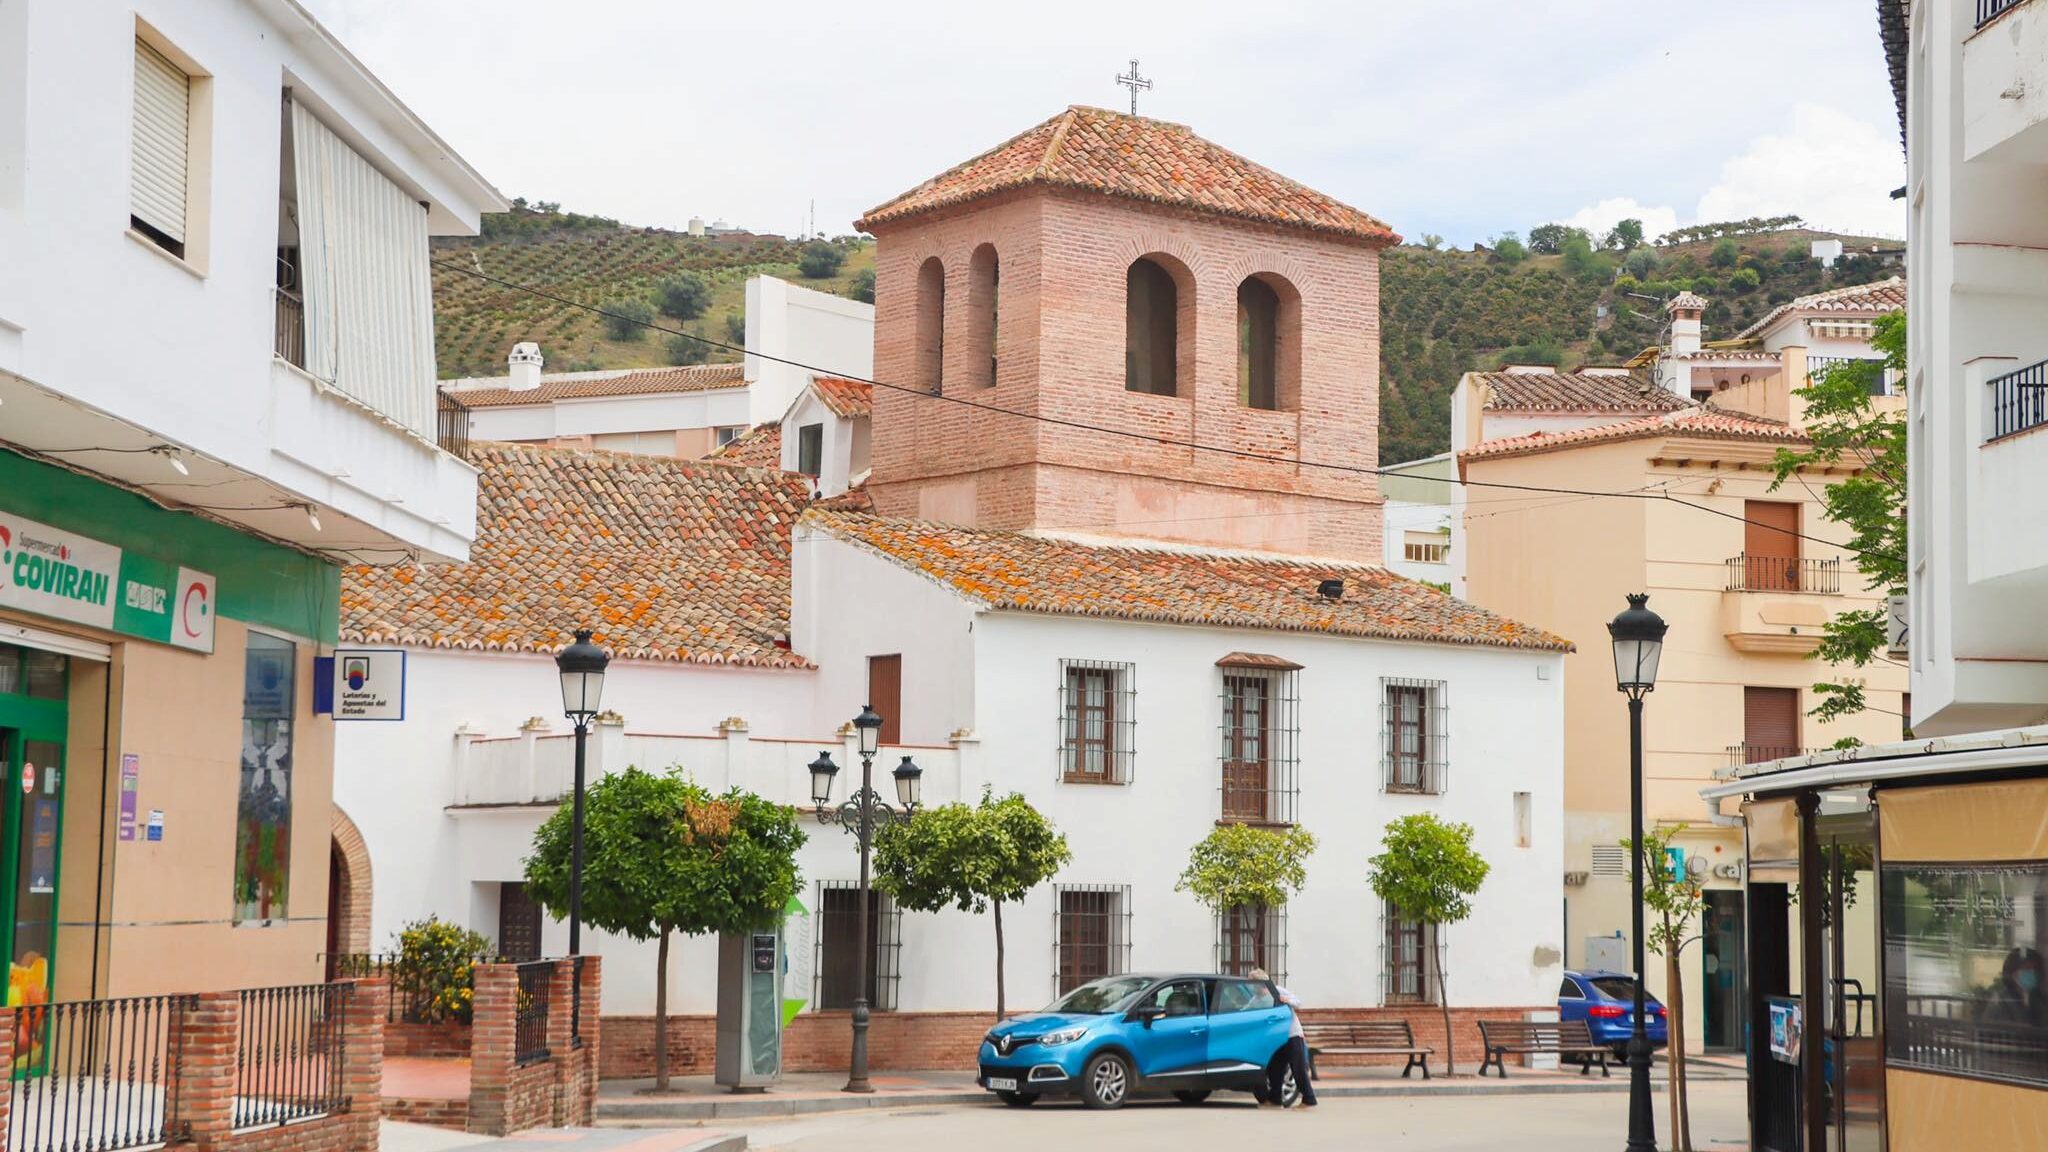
(436, 389, 471, 458)
(1381, 677, 1449, 795)
(7, 993, 196, 1152)
(1725, 553, 1841, 594)
(274, 288, 306, 369)
(1052, 884, 1134, 995)
(323, 953, 508, 1024)
(513, 962, 553, 1067)
(1726, 743, 1828, 768)
(1989, 358, 2048, 440)
(1979, 0, 2028, 29)
(232, 983, 349, 1130)
(1213, 904, 1287, 985)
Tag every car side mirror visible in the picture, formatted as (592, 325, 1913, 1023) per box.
(1129, 1004, 1165, 1029)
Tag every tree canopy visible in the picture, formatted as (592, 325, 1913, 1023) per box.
(1366, 813, 1489, 1074)
(1176, 823, 1317, 913)
(874, 788, 1069, 1017)
(656, 272, 713, 321)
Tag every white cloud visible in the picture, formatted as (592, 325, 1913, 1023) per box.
(1694, 104, 1905, 238)
(1562, 198, 1680, 245)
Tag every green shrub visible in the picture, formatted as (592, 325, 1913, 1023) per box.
(395, 917, 494, 1023)
(1730, 267, 1762, 292)
(601, 298, 654, 341)
(656, 273, 712, 321)
(1709, 239, 1740, 268)
(797, 241, 845, 279)
(724, 312, 747, 345)
(848, 267, 875, 305)
(1491, 233, 1527, 264)
(665, 331, 711, 365)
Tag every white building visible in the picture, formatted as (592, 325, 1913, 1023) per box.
(335, 448, 1569, 1062)
(1903, 0, 2048, 737)
(0, 0, 500, 998)
(1378, 453, 1454, 585)
(442, 275, 873, 462)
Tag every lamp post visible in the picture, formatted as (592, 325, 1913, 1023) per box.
(806, 705, 921, 1094)
(553, 629, 610, 961)
(1608, 594, 1668, 1152)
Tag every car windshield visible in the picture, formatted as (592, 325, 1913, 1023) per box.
(1589, 976, 1659, 1004)
(1046, 975, 1153, 1014)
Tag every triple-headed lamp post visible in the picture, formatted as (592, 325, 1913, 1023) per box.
(1608, 594, 1667, 1152)
(553, 628, 610, 961)
(806, 705, 922, 1094)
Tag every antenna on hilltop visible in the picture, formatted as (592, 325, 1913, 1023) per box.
(1116, 59, 1152, 116)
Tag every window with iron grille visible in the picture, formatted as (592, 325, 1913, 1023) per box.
(1381, 904, 1437, 1005)
(1054, 884, 1132, 994)
(1382, 678, 1448, 793)
(1059, 659, 1135, 783)
(1214, 903, 1287, 983)
(814, 881, 901, 1011)
(1219, 663, 1300, 824)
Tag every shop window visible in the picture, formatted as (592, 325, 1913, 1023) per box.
(234, 632, 296, 925)
(1882, 863, 2048, 1088)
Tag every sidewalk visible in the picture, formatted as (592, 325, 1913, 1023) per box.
(595, 1060, 1744, 1124)
(382, 1121, 743, 1152)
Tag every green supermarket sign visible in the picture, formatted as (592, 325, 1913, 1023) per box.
(0, 508, 216, 653)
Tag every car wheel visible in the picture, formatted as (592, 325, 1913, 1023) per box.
(1269, 1059, 1301, 1108)
(997, 1090, 1039, 1107)
(1172, 1090, 1211, 1105)
(1081, 1052, 1132, 1110)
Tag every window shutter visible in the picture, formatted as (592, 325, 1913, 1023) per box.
(131, 40, 190, 243)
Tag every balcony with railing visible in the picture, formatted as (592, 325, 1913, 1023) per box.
(1979, 0, 2029, 29)
(1721, 554, 1846, 654)
(1965, 0, 2048, 161)
(1727, 743, 1828, 770)
(437, 389, 471, 458)
(1726, 553, 1841, 594)
(274, 287, 306, 369)
(1988, 358, 2048, 441)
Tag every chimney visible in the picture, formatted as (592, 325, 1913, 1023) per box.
(1665, 292, 1707, 358)
(508, 342, 543, 391)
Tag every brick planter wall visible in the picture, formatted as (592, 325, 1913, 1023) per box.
(597, 1004, 1551, 1078)
(385, 1020, 471, 1059)
(466, 958, 599, 1136)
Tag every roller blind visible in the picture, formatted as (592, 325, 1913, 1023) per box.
(290, 96, 436, 437)
(131, 39, 190, 243)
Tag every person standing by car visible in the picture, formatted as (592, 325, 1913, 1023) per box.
(1250, 968, 1317, 1108)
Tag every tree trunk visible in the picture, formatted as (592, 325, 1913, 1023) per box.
(993, 899, 1007, 1021)
(654, 924, 672, 1091)
(1664, 938, 1694, 1152)
(1437, 933, 1455, 1077)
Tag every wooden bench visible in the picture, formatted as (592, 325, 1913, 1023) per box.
(1476, 1019, 1611, 1078)
(1301, 1020, 1433, 1080)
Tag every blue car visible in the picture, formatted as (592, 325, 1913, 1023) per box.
(977, 972, 1300, 1109)
(1559, 969, 1668, 1058)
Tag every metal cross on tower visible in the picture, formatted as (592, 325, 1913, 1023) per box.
(1116, 59, 1152, 115)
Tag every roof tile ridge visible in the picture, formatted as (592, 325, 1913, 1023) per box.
(1039, 107, 1080, 178)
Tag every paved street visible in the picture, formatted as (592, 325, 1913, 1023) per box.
(706, 1080, 1752, 1152)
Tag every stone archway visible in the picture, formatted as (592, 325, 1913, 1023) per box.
(328, 805, 374, 958)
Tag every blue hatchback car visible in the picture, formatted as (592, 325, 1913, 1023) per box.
(977, 972, 1299, 1109)
(1559, 969, 1668, 1057)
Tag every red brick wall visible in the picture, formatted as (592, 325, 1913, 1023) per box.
(382, 1097, 469, 1131)
(866, 186, 1385, 561)
(467, 959, 595, 1135)
(597, 1005, 1545, 1078)
(384, 1021, 471, 1059)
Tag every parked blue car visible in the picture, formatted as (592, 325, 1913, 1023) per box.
(977, 972, 1299, 1109)
(1559, 969, 1668, 1058)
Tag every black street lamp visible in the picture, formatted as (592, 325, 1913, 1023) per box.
(1608, 594, 1667, 1152)
(554, 628, 609, 961)
(807, 705, 920, 1093)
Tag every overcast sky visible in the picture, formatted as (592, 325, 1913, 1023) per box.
(305, 0, 1905, 246)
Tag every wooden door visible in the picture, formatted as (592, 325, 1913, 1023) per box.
(498, 882, 543, 960)
(1744, 686, 1801, 763)
(1744, 501, 1802, 590)
(867, 655, 902, 745)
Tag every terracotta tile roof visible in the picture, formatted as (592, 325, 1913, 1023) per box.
(1472, 371, 1693, 414)
(812, 482, 875, 512)
(1736, 276, 1906, 339)
(447, 364, 745, 408)
(805, 512, 1571, 652)
(707, 423, 782, 468)
(1459, 409, 1807, 465)
(857, 106, 1398, 246)
(812, 376, 874, 419)
(1671, 349, 1783, 362)
(341, 442, 813, 667)
(1667, 290, 1710, 312)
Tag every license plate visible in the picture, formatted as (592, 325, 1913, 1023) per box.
(986, 1077, 1018, 1092)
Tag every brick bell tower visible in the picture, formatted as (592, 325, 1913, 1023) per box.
(854, 106, 1399, 563)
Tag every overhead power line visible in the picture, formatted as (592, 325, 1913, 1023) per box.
(428, 258, 1900, 565)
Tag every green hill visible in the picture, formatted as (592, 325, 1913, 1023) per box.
(1378, 223, 1901, 463)
(429, 205, 873, 378)
(429, 208, 1898, 464)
